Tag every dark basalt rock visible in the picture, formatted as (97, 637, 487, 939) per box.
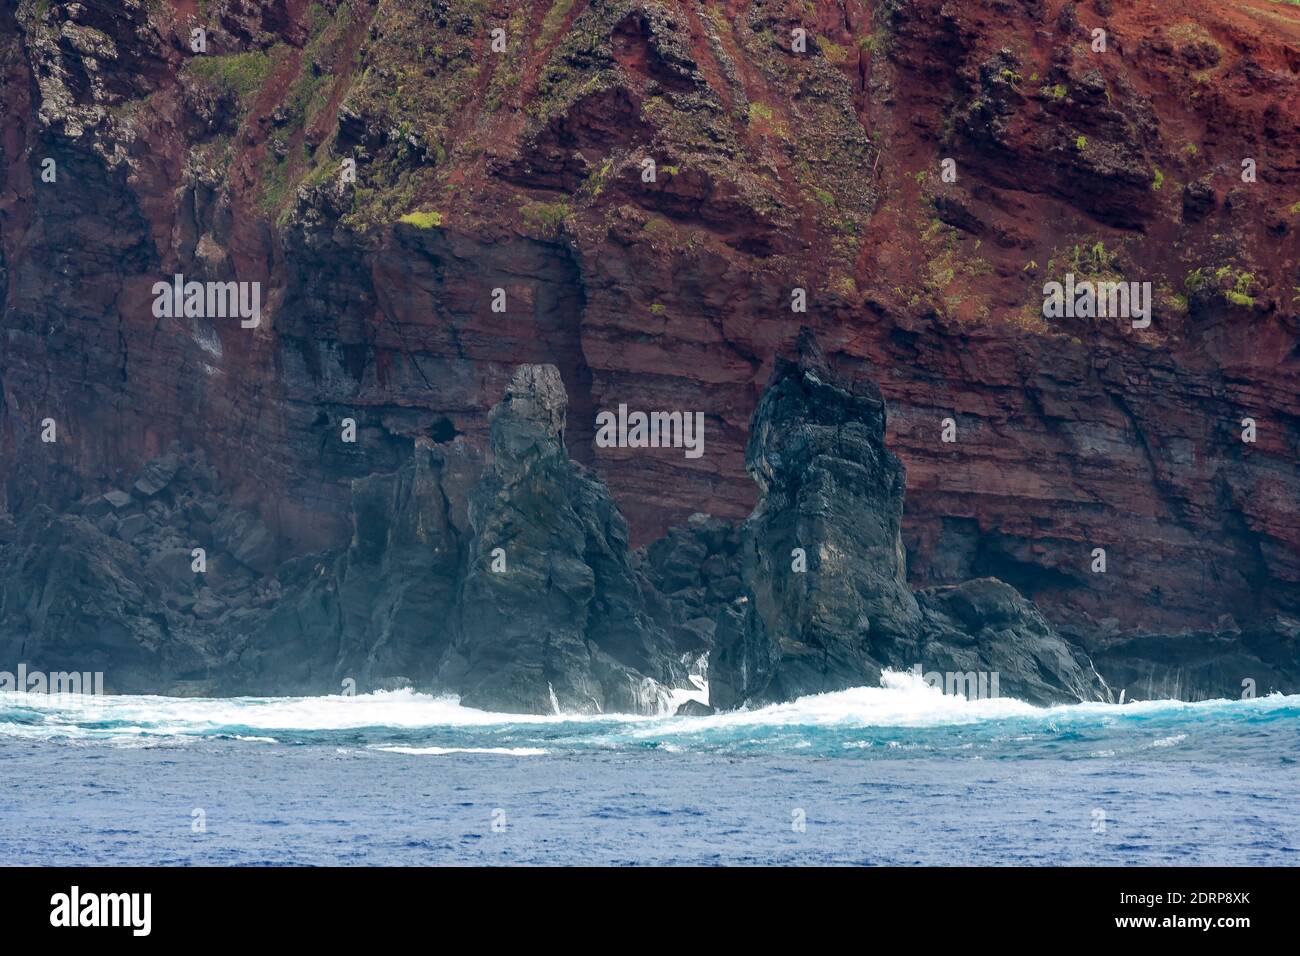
(438, 365, 685, 714)
(674, 699, 715, 717)
(335, 439, 476, 685)
(0, 442, 472, 697)
(131, 453, 180, 499)
(915, 578, 1106, 704)
(0, 501, 217, 694)
(5, 352, 1291, 712)
(1077, 616, 1300, 702)
(639, 512, 741, 658)
(0, 369, 691, 712)
(709, 332, 1109, 710)
(232, 437, 480, 696)
(1181, 177, 1217, 223)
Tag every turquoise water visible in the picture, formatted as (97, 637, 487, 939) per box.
(2, 675, 1297, 865)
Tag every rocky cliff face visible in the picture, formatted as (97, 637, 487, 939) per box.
(0, 365, 691, 709)
(0, 345, 1117, 709)
(240, 434, 481, 694)
(2, 0, 1298, 696)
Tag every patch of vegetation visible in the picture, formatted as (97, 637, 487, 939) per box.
(297, 156, 339, 193)
(285, 12, 335, 132)
(1167, 22, 1220, 50)
(1185, 265, 1256, 308)
(582, 158, 616, 199)
(913, 216, 995, 320)
(190, 134, 233, 174)
(747, 100, 790, 139)
(818, 37, 852, 64)
(1075, 135, 1088, 151)
(1041, 83, 1068, 101)
(1048, 238, 1123, 280)
(1152, 168, 1165, 191)
(535, 0, 575, 51)
(1008, 302, 1052, 334)
(1160, 283, 1190, 316)
(255, 4, 361, 222)
(337, 0, 489, 227)
(649, 302, 666, 315)
(746, 6, 879, 257)
(856, 29, 891, 55)
(185, 50, 272, 110)
(485, 5, 529, 112)
(519, 199, 570, 238)
(398, 210, 444, 229)
(832, 274, 858, 299)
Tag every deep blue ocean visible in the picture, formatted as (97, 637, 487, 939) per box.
(2, 673, 1297, 865)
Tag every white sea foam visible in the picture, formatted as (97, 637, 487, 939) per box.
(638, 670, 1044, 736)
(373, 746, 548, 757)
(666, 682, 708, 712)
(0, 688, 620, 736)
(0, 672, 1294, 743)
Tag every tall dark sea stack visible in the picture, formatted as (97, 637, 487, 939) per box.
(709, 333, 1108, 709)
(439, 365, 685, 714)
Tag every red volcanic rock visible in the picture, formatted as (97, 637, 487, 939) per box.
(0, 0, 1297, 655)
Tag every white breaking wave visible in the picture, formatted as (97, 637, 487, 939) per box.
(641, 670, 1045, 736)
(0, 671, 1294, 742)
(666, 682, 708, 712)
(0, 688, 624, 737)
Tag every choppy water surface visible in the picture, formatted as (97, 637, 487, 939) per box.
(2, 673, 1296, 864)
